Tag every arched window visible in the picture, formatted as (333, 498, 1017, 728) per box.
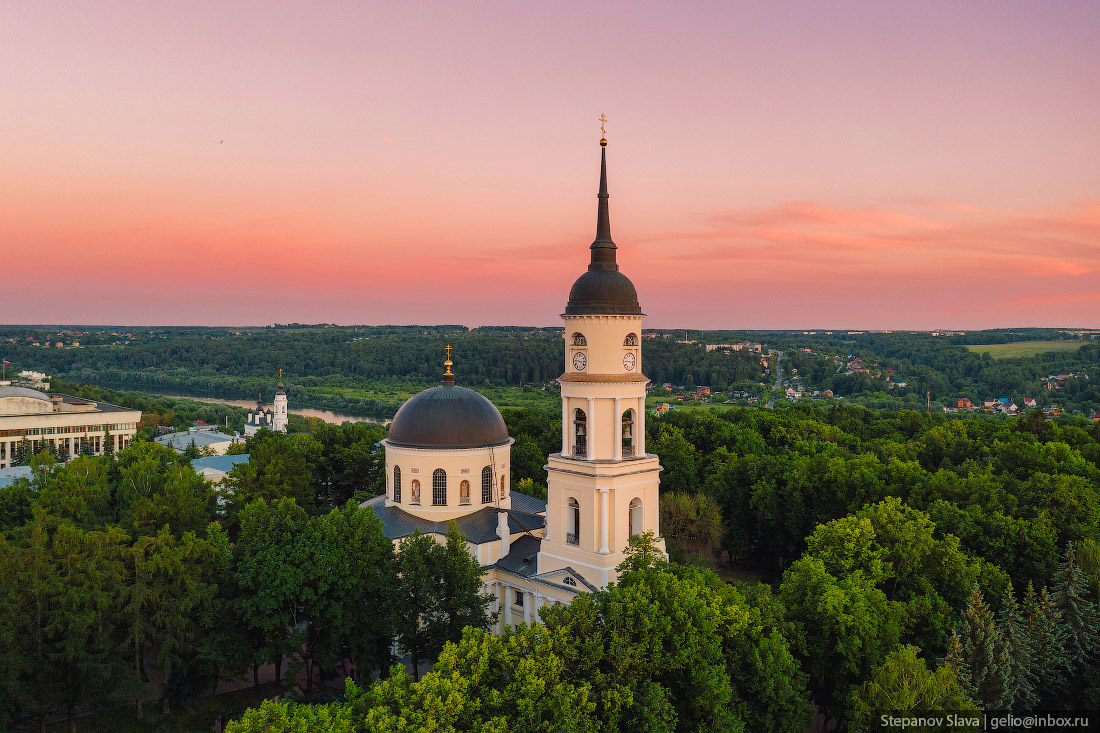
(572, 332, 587, 346)
(563, 576, 577, 587)
(629, 498, 643, 537)
(573, 408, 587, 458)
(623, 333, 638, 346)
(393, 466, 401, 503)
(566, 497, 580, 545)
(621, 409, 635, 458)
(482, 466, 493, 503)
(433, 469, 447, 506)
(500, 474, 506, 498)
(410, 479, 421, 504)
(460, 480, 471, 504)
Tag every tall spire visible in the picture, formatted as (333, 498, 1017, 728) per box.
(589, 115, 618, 272)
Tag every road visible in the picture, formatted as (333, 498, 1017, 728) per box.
(765, 351, 783, 408)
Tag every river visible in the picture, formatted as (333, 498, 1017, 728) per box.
(152, 393, 389, 426)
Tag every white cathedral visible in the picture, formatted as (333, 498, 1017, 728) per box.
(244, 381, 288, 436)
(361, 134, 665, 629)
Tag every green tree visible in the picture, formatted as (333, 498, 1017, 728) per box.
(102, 427, 114, 459)
(1052, 542, 1100, 672)
(124, 525, 227, 714)
(951, 584, 1012, 709)
(617, 530, 666, 573)
(779, 556, 902, 722)
(848, 645, 980, 732)
(232, 497, 310, 690)
(997, 580, 1038, 710)
(1022, 581, 1069, 699)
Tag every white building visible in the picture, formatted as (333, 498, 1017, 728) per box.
(362, 135, 665, 627)
(244, 381, 288, 436)
(0, 384, 140, 469)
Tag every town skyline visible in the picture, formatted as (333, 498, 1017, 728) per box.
(2, 1, 1098, 329)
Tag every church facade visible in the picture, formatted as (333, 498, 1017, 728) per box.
(244, 381, 288, 436)
(362, 135, 664, 630)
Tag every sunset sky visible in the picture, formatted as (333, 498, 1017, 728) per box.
(2, 1, 1098, 329)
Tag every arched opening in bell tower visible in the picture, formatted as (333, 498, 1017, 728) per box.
(628, 497, 643, 537)
(573, 408, 587, 458)
(566, 497, 580, 545)
(621, 409, 635, 458)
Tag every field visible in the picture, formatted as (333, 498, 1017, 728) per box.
(965, 340, 1083, 359)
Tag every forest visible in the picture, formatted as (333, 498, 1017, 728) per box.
(3, 325, 1097, 418)
(4, 399, 1100, 730)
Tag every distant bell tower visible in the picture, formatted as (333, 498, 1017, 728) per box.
(538, 123, 665, 589)
(272, 370, 288, 433)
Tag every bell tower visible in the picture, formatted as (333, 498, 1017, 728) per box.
(538, 127, 664, 589)
(272, 370, 289, 433)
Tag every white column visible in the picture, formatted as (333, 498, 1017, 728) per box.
(492, 583, 502, 635)
(637, 396, 645, 455)
(613, 397, 622, 461)
(523, 591, 532, 624)
(587, 397, 595, 460)
(561, 396, 569, 455)
(599, 488, 610, 553)
(503, 585, 513, 628)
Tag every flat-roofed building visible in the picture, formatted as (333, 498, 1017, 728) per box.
(0, 384, 141, 469)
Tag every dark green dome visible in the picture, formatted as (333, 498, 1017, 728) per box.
(565, 269, 640, 315)
(386, 385, 510, 449)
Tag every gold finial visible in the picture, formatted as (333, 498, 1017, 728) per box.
(279, 368, 283, 380)
(444, 344, 453, 376)
(599, 113, 606, 136)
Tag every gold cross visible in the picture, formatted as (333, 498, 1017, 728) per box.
(445, 344, 452, 360)
(599, 113, 607, 136)
(279, 368, 283, 380)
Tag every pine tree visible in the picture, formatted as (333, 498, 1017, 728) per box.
(1023, 582, 1069, 698)
(997, 580, 1038, 710)
(1052, 543, 1100, 671)
(944, 631, 975, 702)
(955, 583, 1012, 709)
(12, 438, 30, 467)
(102, 428, 114, 459)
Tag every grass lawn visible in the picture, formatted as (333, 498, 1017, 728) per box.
(966, 341, 1082, 358)
(45, 682, 283, 733)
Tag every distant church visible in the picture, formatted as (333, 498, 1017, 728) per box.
(244, 379, 289, 435)
(362, 132, 664, 628)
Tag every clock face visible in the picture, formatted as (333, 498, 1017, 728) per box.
(572, 351, 587, 371)
(623, 352, 636, 371)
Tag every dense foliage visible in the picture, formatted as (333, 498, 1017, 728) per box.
(0, 428, 491, 731)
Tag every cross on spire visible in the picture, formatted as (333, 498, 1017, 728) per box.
(443, 345, 455, 385)
(599, 113, 607, 137)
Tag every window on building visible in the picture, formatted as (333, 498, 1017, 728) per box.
(411, 479, 421, 504)
(572, 332, 587, 346)
(514, 590, 524, 607)
(433, 469, 447, 506)
(573, 408, 587, 457)
(460, 480, 470, 504)
(629, 498, 643, 537)
(393, 466, 401, 503)
(564, 576, 577, 587)
(621, 409, 635, 458)
(566, 497, 580, 545)
(500, 474, 506, 498)
(623, 333, 638, 346)
(482, 466, 493, 503)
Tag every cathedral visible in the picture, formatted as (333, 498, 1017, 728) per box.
(244, 380, 289, 436)
(362, 133, 665, 629)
